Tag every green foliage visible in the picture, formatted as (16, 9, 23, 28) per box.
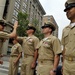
(32, 19, 44, 40)
(17, 12, 44, 39)
(17, 12, 29, 36)
(35, 29, 44, 40)
(32, 19, 39, 26)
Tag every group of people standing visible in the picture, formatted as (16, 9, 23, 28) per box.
(0, 0, 75, 75)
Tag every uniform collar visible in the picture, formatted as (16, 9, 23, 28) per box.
(28, 35, 34, 37)
(43, 35, 53, 41)
(27, 35, 34, 40)
(70, 22, 75, 27)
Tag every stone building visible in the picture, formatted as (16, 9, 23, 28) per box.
(0, 0, 46, 55)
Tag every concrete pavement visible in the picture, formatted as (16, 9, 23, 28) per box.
(0, 61, 9, 75)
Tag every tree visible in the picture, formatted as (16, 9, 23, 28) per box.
(17, 12, 29, 36)
(32, 18, 39, 27)
(35, 29, 44, 40)
(32, 19, 44, 40)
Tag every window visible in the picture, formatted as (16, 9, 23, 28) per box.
(13, 10, 18, 17)
(12, 18, 17, 23)
(26, 0, 27, 2)
(12, 18, 15, 23)
(18, 0, 20, 1)
(15, 1, 20, 9)
(23, 2, 27, 8)
(22, 9, 26, 13)
(48, 17, 50, 21)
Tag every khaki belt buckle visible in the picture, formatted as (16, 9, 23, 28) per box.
(68, 57, 73, 61)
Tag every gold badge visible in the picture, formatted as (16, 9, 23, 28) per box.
(68, 57, 73, 61)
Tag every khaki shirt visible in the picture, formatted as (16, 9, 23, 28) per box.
(61, 25, 75, 57)
(10, 43, 22, 56)
(0, 31, 9, 54)
(18, 35, 39, 56)
(37, 35, 62, 60)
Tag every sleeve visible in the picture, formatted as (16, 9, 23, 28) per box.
(17, 36, 24, 41)
(18, 44, 22, 53)
(52, 37, 62, 55)
(33, 37, 39, 50)
(17, 36, 26, 44)
(0, 31, 10, 39)
(61, 30, 65, 46)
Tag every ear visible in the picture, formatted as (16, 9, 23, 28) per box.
(49, 28, 52, 32)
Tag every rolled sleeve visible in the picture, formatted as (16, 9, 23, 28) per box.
(34, 38, 39, 50)
(18, 45, 22, 53)
(0, 31, 10, 39)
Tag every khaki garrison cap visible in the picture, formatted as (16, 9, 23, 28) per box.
(64, 0, 75, 12)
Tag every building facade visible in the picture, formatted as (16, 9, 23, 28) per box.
(0, 0, 46, 55)
(0, 0, 6, 19)
(43, 15, 58, 37)
(27, 0, 46, 28)
(2, 0, 46, 27)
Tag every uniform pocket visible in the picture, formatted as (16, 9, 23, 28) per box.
(27, 39, 33, 46)
(43, 40, 52, 49)
(27, 42, 33, 46)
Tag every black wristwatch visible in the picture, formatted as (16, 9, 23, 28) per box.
(52, 69, 57, 73)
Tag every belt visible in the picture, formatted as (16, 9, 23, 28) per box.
(24, 54, 34, 58)
(38, 59, 53, 63)
(10, 55, 18, 57)
(65, 56, 75, 61)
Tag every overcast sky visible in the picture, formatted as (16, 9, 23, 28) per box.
(39, 0, 70, 39)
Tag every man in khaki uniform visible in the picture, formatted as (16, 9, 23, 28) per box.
(36, 23, 62, 75)
(18, 25, 39, 75)
(0, 20, 18, 64)
(61, 0, 75, 75)
(8, 37, 22, 75)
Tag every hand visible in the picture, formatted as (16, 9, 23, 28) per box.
(13, 60, 18, 65)
(0, 60, 3, 65)
(13, 21, 18, 29)
(50, 70, 56, 75)
(31, 61, 36, 69)
(0, 54, 3, 57)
